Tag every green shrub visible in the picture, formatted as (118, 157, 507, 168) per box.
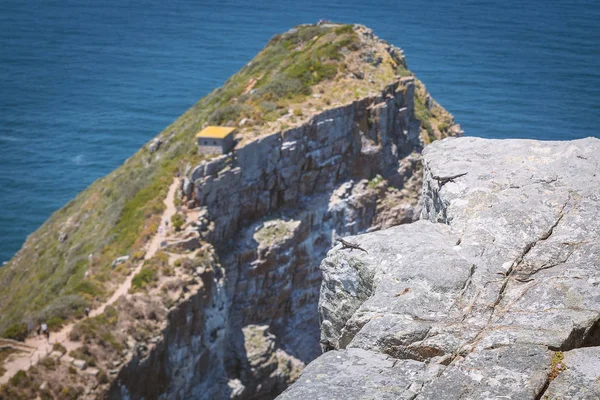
(72, 280, 103, 298)
(259, 101, 277, 113)
(437, 120, 449, 133)
(98, 370, 109, 384)
(298, 25, 327, 42)
(46, 316, 65, 330)
(171, 213, 185, 232)
(334, 24, 354, 35)
(39, 356, 57, 370)
(2, 323, 28, 341)
(53, 342, 67, 354)
(9, 370, 29, 387)
(59, 385, 84, 400)
(367, 174, 384, 189)
(37, 294, 88, 325)
(207, 104, 252, 125)
(70, 307, 121, 353)
(259, 76, 308, 100)
(131, 268, 156, 290)
(69, 345, 97, 368)
(132, 250, 146, 261)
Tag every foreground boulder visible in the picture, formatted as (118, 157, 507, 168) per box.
(279, 137, 600, 399)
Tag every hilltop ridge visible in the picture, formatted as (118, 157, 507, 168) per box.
(0, 23, 459, 399)
(0, 22, 456, 337)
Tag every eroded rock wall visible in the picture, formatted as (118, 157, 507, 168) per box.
(279, 137, 600, 400)
(190, 78, 420, 244)
(110, 77, 433, 399)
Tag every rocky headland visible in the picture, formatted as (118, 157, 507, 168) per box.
(1, 20, 597, 400)
(0, 24, 460, 399)
(279, 137, 600, 399)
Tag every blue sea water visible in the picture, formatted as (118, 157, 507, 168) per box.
(1, 0, 599, 262)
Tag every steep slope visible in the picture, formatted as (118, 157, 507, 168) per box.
(0, 23, 459, 399)
(0, 23, 455, 336)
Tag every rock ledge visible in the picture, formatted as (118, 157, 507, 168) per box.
(278, 137, 600, 400)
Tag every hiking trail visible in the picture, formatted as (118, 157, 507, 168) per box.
(0, 178, 181, 385)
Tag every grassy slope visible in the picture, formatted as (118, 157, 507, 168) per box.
(0, 23, 455, 335)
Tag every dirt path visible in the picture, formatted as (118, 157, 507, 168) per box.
(0, 178, 181, 385)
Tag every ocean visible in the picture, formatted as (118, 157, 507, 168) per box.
(1, 0, 599, 263)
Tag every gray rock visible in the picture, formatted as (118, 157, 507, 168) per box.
(61, 355, 74, 365)
(190, 164, 206, 181)
(182, 177, 193, 198)
(72, 359, 87, 370)
(111, 255, 129, 269)
(544, 347, 600, 399)
(49, 350, 64, 359)
(148, 138, 163, 153)
(278, 348, 441, 400)
(84, 367, 99, 377)
(283, 137, 600, 399)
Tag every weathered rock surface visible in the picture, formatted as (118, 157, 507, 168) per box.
(545, 347, 600, 399)
(280, 137, 600, 399)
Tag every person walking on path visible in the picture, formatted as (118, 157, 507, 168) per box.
(85, 307, 90, 317)
(40, 323, 48, 342)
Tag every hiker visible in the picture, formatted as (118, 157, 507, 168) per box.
(85, 307, 90, 317)
(41, 323, 48, 341)
(36, 325, 41, 336)
(165, 218, 169, 228)
(176, 171, 180, 178)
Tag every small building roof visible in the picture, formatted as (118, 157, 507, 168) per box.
(195, 126, 236, 139)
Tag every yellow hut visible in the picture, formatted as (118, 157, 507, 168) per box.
(195, 126, 236, 155)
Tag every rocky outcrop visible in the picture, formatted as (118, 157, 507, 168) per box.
(189, 78, 422, 244)
(280, 137, 600, 399)
(109, 77, 449, 399)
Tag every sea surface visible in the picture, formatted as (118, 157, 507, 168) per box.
(1, 0, 599, 262)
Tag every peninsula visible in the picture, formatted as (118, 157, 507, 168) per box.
(1, 22, 461, 399)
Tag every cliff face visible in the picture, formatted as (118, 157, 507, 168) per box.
(110, 77, 433, 399)
(280, 137, 600, 399)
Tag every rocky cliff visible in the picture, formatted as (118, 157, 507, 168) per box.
(109, 77, 437, 400)
(280, 137, 600, 399)
(0, 23, 461, 400)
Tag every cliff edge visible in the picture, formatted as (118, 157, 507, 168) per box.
(0, 24, 459, 399)
(279, 137, 600, 399)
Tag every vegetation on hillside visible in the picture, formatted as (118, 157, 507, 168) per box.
(0, 23, 455, 336)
